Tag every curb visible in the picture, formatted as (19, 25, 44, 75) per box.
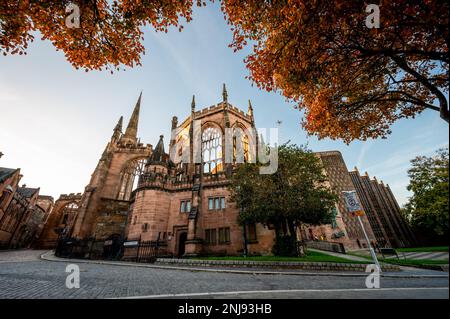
(155, 258, 399, 272)
(40, 251, 449, 279)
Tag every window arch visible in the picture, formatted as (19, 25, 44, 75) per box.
(60, 202, 79, 226)
(202, 126, 223, 174)
(233, 126, 250, 163)
(117, 158, 146, 200)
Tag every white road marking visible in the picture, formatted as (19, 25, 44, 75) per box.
(114, 287, 449, 299)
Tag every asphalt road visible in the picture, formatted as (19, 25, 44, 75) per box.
(0, 250, 448, 299)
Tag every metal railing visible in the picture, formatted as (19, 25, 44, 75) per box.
(55, 237, 171, 263)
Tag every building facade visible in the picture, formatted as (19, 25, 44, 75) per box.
(302, 152, 377, 250)
(0, 167, 21, 224)
(1, 165, 54, 249)
(349, 169, 416, 248)
(37, 87, 411, 256)
(0, 184, 50, 249)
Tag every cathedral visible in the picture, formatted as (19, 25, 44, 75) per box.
(35, 85, 415, 257)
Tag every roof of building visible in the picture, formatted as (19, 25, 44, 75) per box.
(17, 187, 39, 199)
(0, 167, 19, 183)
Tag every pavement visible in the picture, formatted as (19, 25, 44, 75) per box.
(348, 248, 449, 261)
(307, 248, 370, 262)
(393, 251, 449, 261)
(0, 249, 448, 299)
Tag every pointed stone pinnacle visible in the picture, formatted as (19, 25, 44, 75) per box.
(123, 92, 142, 141)
(112, 116, 123, 140)
(115, 116, 123, 132)
(191, 95, 196, 112)
(222, 83, 228, 102)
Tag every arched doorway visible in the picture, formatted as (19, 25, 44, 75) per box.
(178, 232, 187, 257)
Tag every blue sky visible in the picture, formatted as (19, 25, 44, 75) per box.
(0, 2, 448, 205)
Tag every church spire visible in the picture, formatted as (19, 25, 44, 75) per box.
(122, 92, 142, 143)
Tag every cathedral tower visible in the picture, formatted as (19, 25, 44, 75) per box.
(71, 93, 151, 241)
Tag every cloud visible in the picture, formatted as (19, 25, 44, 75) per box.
(0, 79, 22, 102)
(356, 140, 373, 168)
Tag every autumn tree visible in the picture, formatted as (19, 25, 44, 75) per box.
(0, 0, 203, 71)
(229, 144, 337, 256)
(404, 148, 449, 245)
(2, 1, 448, 142)
(222, 0, 449, 142)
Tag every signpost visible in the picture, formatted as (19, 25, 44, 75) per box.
(342, 191, 381, 272)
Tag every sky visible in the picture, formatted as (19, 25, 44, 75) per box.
(0, 2, 448, 205)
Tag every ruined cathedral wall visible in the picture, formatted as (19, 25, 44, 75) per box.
(126, 189, 171, 241)
(101, 151, 149, 199)
(165, 190, 191, 254)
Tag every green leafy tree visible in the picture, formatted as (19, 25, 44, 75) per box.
(229, 144, 337, 256)
(405, 148, 449, 245)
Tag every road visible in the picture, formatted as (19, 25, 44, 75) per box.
(0, 250, 448, 299)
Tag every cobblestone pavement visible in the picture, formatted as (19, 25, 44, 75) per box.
(0, 249, 48, 263)
(0, 250, 448, 299)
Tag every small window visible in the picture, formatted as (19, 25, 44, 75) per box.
(218, 227, 230, 244)
(208, 196, 226, 210)
(247, 224, 257, 242)
(142, 223, 149, 232)
(186, 200, 191, 212)
(180, 200, 191, 213)
(208, 198, 214, 210)
(214, 198, 220, 210)
(205, 229, 217, 245)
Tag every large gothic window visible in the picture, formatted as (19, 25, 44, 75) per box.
(202, 127, 223, 174)
(117, 158, 146, 200)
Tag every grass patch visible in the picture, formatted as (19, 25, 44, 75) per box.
(189, 250, 367, 264)
(396, 246, 448, 253)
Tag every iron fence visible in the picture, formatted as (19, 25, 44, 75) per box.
(55, 236, 172, 263)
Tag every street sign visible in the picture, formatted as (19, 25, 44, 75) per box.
(342, 191, 381, 271)
(342, 191, 364, 215)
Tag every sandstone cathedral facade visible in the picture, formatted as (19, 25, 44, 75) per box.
(35, 86, 415, 256)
